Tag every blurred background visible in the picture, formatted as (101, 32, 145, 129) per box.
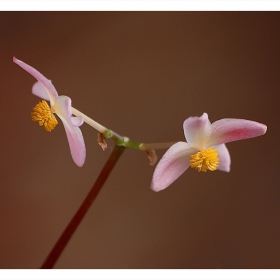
(0, 12, 279, 268)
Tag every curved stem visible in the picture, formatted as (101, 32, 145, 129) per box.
(72, 107, 177, 151)
(41, 145, 126, 269)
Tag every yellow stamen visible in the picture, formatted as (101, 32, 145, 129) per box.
(31, 100, 58, 132)
(190, 147, 219, 172)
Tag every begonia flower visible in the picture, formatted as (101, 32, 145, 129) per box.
(151, 113, 267, 192)
(14, 57, 86, 167)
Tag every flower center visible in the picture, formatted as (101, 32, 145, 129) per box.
(190, 147, 219, 172)
(31, 100, 58, 132)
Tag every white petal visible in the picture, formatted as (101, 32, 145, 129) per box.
(214, 144, 231, 172)
(183, 113, 211, 150)
(150, 142, 197, 192)
(52, 95, 72, 119)
(32, 81, 50, 101)
(71, 116, 84, 127)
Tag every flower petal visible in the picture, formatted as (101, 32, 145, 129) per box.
(183, 113, 211, 150)
(54, 96, 84, 127)
(53, 96, 86, 167)
(71, 116, 84, 127)
(207, 118, 267, 147)
(32, 81, 50, 101)
(214, 144, 231, 172)
(59, 116, 86, 167)
(150, 142, 197, 192)
(52, 95, 72, 119)
(13, 57, 58, 105)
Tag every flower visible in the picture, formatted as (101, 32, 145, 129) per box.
(13, 57, 86, 167)
(150, 113, 267, 192)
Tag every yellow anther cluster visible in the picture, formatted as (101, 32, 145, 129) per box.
(190, 147, 219, 172)
(31, 100, 58, 132)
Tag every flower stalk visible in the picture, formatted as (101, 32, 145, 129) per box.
(71, 107, 107, 134)
(41, 144, 126, 269)
(72, 106, 176, 151)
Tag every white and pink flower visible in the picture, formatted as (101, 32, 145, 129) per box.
(14, 57, 86, 167)
(150, 113, 267, 192)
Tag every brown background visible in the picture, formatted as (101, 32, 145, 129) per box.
(0, 12, 279, 268)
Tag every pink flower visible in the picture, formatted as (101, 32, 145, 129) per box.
(150, 113, 267, 192)
(14, 57, 86, 167)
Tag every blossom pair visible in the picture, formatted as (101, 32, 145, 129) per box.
(14, 57, 267, 192)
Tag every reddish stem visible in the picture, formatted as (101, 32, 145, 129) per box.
(41, 145, 126, 268)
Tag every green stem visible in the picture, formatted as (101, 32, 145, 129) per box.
(139, 141, 177, 150)
(40, 145, 126, 269)
(72, 107, 176, 151)
(104, 130, 142, 149)
(104, 129, 176, 151)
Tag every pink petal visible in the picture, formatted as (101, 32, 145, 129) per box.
(207, 118, 267, 147)
(32, 81, 50, 101)
(59, 116, 86, 167)
(53, 96, 86, 167)
(214, 144, 231, 172)
(183, 113, 211, 150)
(13, 57, 58, 105)
(71, 116, 84, 127)
(150, 142, 197, 192)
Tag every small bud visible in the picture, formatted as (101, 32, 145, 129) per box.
(145, 149, 157, 166)
(97, 132, 107, 151)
